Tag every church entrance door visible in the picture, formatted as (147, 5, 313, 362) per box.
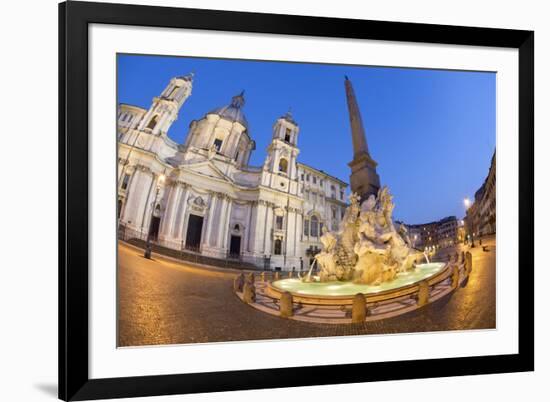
(185, 214, 203, 251)
(148, 216, 161, 241)
(229, 235, 241, 257)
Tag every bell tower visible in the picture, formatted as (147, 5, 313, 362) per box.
(138, 73, 194, 135)
(264, 111, 300, 179)
(261, 111, 300, 195)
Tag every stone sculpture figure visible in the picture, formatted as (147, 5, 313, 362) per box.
(316, 227, 340, 281)
(398, 223, 412, 248)
(310, 186, 418, 285)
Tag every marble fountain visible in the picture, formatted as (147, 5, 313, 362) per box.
(263, 187, 450, 309)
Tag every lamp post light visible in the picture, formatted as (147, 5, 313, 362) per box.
(144, 174, 165, 259)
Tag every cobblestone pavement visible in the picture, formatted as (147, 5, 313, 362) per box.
(118, 237, 496, 347)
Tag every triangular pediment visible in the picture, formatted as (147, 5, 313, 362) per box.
(179, 160, 232, 183)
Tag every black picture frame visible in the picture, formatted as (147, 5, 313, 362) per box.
(59, 1, 534, 400)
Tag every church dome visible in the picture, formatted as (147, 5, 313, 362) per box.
(208, 91, 248, 128)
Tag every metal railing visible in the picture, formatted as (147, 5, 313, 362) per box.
(118, 224, 269, 271)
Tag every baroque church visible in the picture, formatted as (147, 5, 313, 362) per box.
(117, 73, 377, 271)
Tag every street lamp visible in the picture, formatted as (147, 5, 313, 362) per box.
(144, 173, 165, 259)
(463, 197, 471, 209)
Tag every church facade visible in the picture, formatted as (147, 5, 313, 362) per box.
(117, 73, 351, 270)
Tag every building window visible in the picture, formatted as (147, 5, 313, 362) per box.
(311, 216, 319, 237)
(169, 86, 179, 98)
(278, 158, 288, 173)
(313, 177, 317, 184)
(301, 174, 304, 181)
(213, 138, 223, 152)
(340, 190, 344, 200)
(276, 216, 283, 230)
(331, 185, 336, 199)
(332, 207, 336, 219)
(274, 239, 282, 255)
(284, 128, 291, 143)
(146, 115, 158, 130)
(304, 219, 309, 236)
(121, 174, 130, 190)
(320, 179, 324, 186)
(306, 174, 310, 181)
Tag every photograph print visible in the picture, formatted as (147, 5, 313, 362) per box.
(116, 54, 496, 347)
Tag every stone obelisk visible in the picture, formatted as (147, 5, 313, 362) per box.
(344, 76, 380, 200)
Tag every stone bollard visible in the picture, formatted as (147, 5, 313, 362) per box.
(274, 271, 280, 281)
(246, 272, 255, 284)
(451, 265, 460, 288)
(417, 280, 430, 306)
(233, 273, 245, 292)
(280, 291, 293, 317)
(243, 282, 256, 303)
(288, 270, 293, 278)
(465, 251, 473, 275)
(352, 293, 367, 323)
(260, 271, 265, 282)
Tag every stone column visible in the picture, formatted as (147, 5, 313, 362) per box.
(215, 197, 227, 248)
(242, 202, 253, 253)
(174, 185, 190, 240)
(211, 194, 224, 246)
(159, 181, 180, 238)
(294, 211, 302, 256)
(263, 203, 274, 255)
(246, 201, 257, 252)
(255, 201, 267, 253)
(123, 167, 152, 228)
(203, 193, 218, 246)
(140, 173, 160, 233)
(222, 197, 233, 250)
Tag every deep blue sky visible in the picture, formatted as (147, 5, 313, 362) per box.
(118, 54, 495, 224)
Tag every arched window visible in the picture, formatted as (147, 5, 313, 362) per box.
(310, 216, 319, 237)
(278, 158, 288, 173)
(169, 86, 179, 98)
(213, 138, 223, 152)
(147, 115, 158, 130)
(303, 219, 309, 236)
(284, 128, 291, 143)
(274, 239, 282, 255)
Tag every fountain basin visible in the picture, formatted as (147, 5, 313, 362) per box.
(266, 262, 448, 306)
